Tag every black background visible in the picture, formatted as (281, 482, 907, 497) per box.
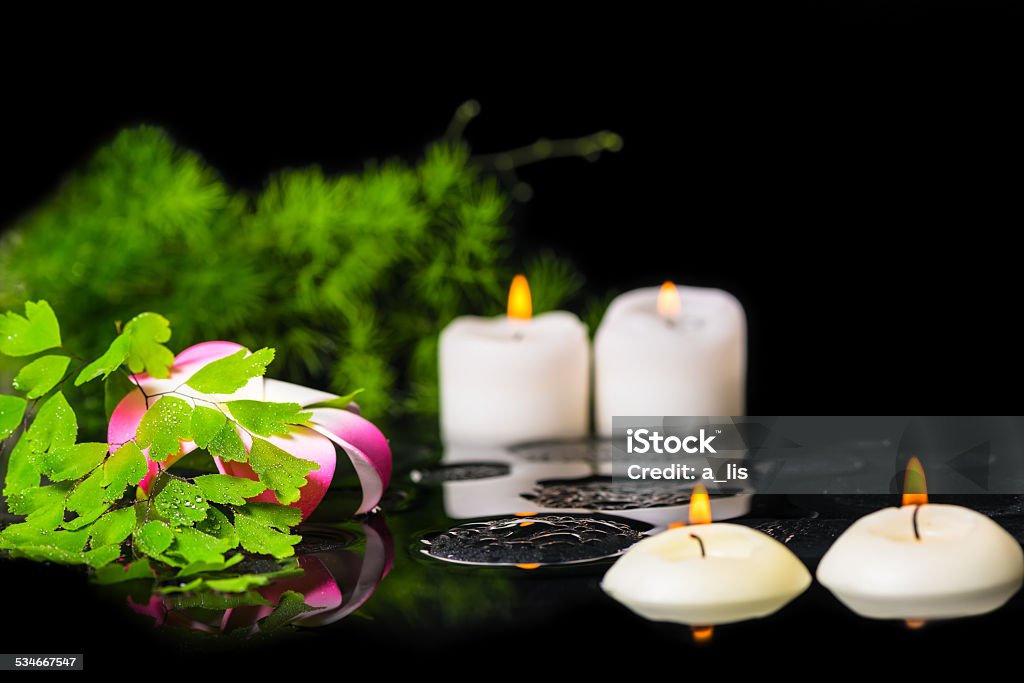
(3, 5, 1024, 675)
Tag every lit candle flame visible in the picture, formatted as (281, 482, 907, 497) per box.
(692, 625, 714, 644)
(689, 484, 712, 525)
(508, 274, 532, 321)
(902, 456, 928, 507)
(905, 619, 927, 630)
(657, 280, 681, 319)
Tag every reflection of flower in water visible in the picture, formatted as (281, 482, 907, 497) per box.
(129, 515, 393, 635)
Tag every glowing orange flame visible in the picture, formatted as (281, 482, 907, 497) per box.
(906, 619, 927, 630)
(902, 456, 928, 507)
(689, 484, 712, 525)
(519, 521, 536, 527)
(657, 281, 681, 319)
(516, 563, 541, 570)
(692, 625, 714, 644)
(514, 511, 537, 517)
(507, 274, 532, 321)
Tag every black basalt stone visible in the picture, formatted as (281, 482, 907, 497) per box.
(424, 515, 644, 565)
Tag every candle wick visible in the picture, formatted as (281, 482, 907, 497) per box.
(689, 533, 706, 558)
(513, 330, 524, 341)
(912, 504, 922, 541)
(665, 318, 677, 329)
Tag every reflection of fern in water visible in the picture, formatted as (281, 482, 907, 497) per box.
(0, 105, 620, 434)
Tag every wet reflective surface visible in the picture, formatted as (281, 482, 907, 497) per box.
(409, 462, 511, 484)
(520, 474, 740, 510)
(125, 515, 393, 635)
(507, 439, 613, 463)
(435, 438, 753, 524)
(7, 440, 1024, 673)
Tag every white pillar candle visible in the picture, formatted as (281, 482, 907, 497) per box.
(594, 282, 746, 437)
(602, 487, 810, 626)
(817, 504, 1024, 620)
(440, 275, 590, 446)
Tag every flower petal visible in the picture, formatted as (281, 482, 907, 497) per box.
(128, 595, 168, 626)
(214, 425, 336, 521)
(221, 555, 344, 630)
(108, 342, 390, 520)
(172, 341, 248, 369)
(107, 388, 148, 451)
(263, 379, 391, 514)
(298, 514, 394, 627)
(108, 389, 197, 494)
(307, 407, 392, 515)
(263, 378, 340, 407)
(130, 341, 264, 403)
(109, 341, 267, 494)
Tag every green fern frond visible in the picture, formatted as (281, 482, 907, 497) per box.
(0, 113, 619, 436)
(524, 250, 584, 314)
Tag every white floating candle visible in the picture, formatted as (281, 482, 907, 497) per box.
(594, 282, 746, 437)
(817, 459, 1024, 620)
(602, 486, 810, 627)
(440, 275, 590, 446)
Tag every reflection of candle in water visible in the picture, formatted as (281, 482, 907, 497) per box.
(817, 457, 1024, 620)
(594, 282, 746, 437)
(691, 624, 713, 644)
(439, 274, 590, 446)
(601, 485, 810, 633)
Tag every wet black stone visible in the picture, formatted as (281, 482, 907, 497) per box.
(410, 462, 511, 484)
(521, 475, 742, 510)
(508, 439, 611, 464)
(424, 515, 643, 565)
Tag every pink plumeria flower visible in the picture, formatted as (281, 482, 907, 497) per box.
(107, 341, 392, 519)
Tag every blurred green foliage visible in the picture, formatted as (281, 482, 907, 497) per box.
(0, 122, 613, 435)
